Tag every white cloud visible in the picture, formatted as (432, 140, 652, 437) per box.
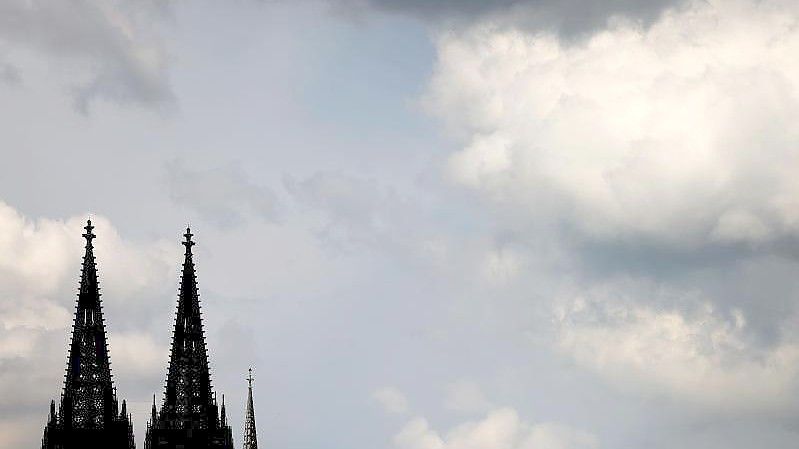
(108, 332, 169, 378)
(373, 386, 410, 414)
(554, 282, 799, 410)
(426, 0, 799, 247)
(394, 408, 597, 449)
(482, 246, 524, 284)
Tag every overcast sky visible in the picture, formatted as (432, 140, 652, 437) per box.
(3, 0, 799, 448)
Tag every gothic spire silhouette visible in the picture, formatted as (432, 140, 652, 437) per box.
(243, 369, 258, 449)
(41, 220, 135, 449)
(146, 227, 233, 449)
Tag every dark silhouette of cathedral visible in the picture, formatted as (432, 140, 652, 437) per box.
(145, 228, 234, 449)
(41, 220, 136, 449)
(42, 222, 258, 449)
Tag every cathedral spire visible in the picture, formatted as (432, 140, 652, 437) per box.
(42, 220, 135, 449)
(159, 226, 214, 428)
(146, 227, 233, 449)
(64, 219, 114, 428)
(243, 368, 258, 449)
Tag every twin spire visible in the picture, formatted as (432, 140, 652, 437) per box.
(42, 219, 135, 449)
(146, 226, 234, 448)
(43, 221, 260, 449)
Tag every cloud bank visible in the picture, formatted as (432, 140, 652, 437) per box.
(554, 282, 799, 410)
(394, 408, 597, 449)
(428, 0, 799, 248)
(424, 0, 799, 418)
(330, 0, 686, 37)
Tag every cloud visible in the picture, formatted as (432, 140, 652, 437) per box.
(394, 408, 597, 449)
(328, 0, 685, 37)
(426, 0, 799, 249)
(0, 61, 20, 85)
(166, 159, 281, 229)
(108, 332, 169, 379)
(444, 380, 492, 414)
(284, 171, 408, 250)
(553, 281, 799, 411)
(283, 170, 479, 276)
(373, 386, 410, 414)
(0, 0, 173, 112)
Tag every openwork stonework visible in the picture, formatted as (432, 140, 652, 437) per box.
(42, 223, 254, 449)
(41, 220, 136, 449)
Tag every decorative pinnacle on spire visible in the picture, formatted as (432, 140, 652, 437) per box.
(183, 227, 195, 254)
(247, 368, 254, 389)
(83, 219, 96, 246)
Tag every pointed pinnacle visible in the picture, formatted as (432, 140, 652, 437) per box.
(183, 226, 195, 252)
(83, 219, 96, 245)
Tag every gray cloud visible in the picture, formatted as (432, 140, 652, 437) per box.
(0, 62, 20, 85)
(329, 0, 687, 37)
(284, 171, 400, 248)
(7, 1, 799, 447)
(166, 159, 281, 229)
(0, 0, 173, 112)
(418, 0, 799, 421)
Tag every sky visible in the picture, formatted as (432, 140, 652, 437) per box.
(3, 0, 799, 447)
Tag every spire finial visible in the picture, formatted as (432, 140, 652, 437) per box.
(83, 219, 96, 245)
(247, 368, 254, 388)
(183, 226, 195, 253)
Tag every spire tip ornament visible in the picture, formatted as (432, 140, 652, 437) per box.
(83, 219, 96, 245)
(183, 226, 195, 252)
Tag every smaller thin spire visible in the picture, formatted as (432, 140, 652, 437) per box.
(243, 367, 258, 449)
